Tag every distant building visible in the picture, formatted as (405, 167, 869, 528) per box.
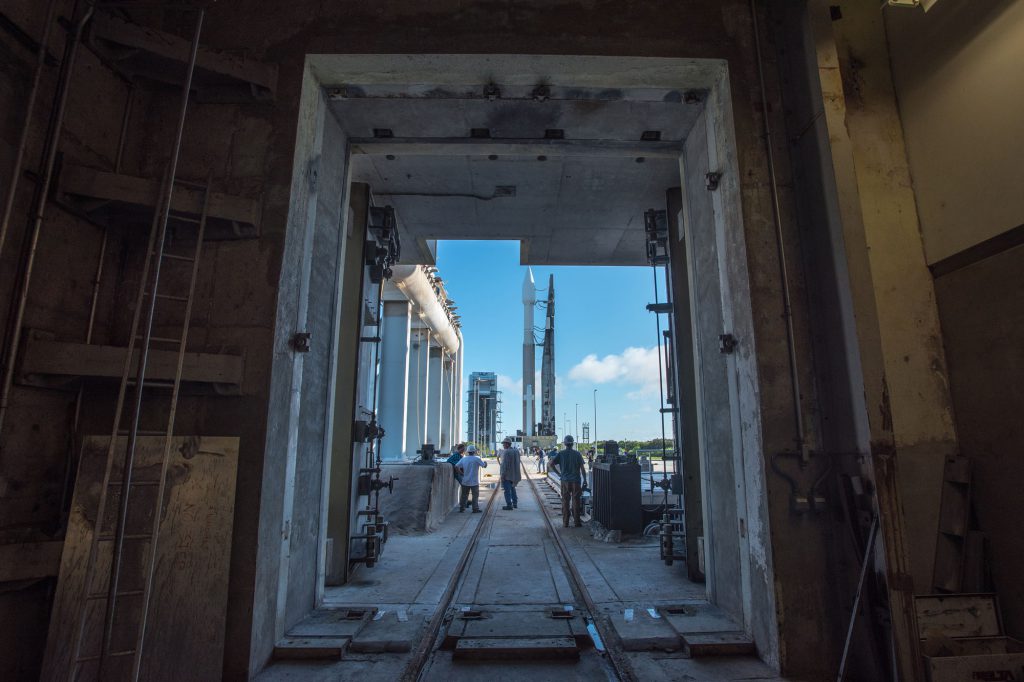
(467, 372, 499, 454)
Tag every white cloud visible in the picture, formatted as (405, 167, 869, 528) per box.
(568, 346, 664, 398)
(498, 371, 558, 399)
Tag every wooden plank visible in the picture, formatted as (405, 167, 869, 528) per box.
(915, 594, 1002, 639)
(926, 652, 1024, 682)
(0, 541, 63, 582)
(58, 164, 261, 230)
(40, 437, 240, 681)
(453, 637, 579, 661)
(91, 13, 277, 93)
(19, 336, 244, 387)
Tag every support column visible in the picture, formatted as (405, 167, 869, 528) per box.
(378, 301, 412, 461)
(405, 327, 430, 457)
(440, 354, 453, 450)
(426, 343, 443, 447)
(456, 343, 464, 442)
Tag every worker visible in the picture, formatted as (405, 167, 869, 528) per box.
(549, 435, 585, 528)
(535, 446, 546, 473)
(499, 437, 521, 510)
(446, 443, 466, 485)
(455, 445, 487, 513)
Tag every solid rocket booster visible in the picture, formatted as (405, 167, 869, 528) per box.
(522, 268, 537, 437)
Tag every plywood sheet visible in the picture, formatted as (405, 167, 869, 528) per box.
(41, 436, 239, 681)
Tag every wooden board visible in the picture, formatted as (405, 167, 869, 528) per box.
(915, 594, 1002, 639)
(40, 436, 239, 681)
(91, 13, 277, 96)
(58, 164, 261, 239)
(19, 334, 244, 390)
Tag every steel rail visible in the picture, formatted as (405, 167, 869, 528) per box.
(400, 475, 499, 682)
(0, 0, 94, 443)
(0, 0, 60, 263)
(521, 462, 638, 682)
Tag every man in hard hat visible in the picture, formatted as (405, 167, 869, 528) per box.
(455, 445, 487, 513)
(549, 435, 585, 528)
(498, 437, 522, 510)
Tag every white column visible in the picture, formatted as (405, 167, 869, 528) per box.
(440, 354, 453, 450)
(455, 344, 464, 442)
(405, 327, 430, 457)
(426, 343, 443, 447)
(378, 301, 412, 461)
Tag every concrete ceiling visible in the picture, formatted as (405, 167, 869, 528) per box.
(330, 83, 703, 266)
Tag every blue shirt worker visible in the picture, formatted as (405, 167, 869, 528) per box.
(549, 435, 586, 528)
(446, 443, 466, 485)
(498, 437, 522, 510)
(455, 445, 487, 513)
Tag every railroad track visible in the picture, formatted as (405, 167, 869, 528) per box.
(399, 462, 637, 682)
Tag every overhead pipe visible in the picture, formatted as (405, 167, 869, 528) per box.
(0, 0, 61, 263)
(390, 264, 461, 354)
(0, 1, 96, 440)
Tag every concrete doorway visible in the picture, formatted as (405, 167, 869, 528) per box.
(266, 54, 779, 675)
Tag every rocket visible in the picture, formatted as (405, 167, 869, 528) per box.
(522, 268, 536, 437)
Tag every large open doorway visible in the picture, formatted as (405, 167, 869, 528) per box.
(265, 54, 779, 672)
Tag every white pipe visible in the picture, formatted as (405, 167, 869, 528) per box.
(391, 265, 461, 354)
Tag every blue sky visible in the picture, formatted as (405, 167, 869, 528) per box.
(435, 240, 669, 442)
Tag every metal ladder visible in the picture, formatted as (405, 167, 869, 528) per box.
(67, 170, 212, 680)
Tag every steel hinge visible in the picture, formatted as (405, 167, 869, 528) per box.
(705, 171, 722, 191)
(719, 333, 737, 354)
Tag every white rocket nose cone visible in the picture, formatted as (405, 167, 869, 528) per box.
(522, 267, 536, 304)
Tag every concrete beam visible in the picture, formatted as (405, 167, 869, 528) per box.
(350, 137, 682, 159)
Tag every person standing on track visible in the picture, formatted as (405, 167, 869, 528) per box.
(498, 437, 522, 510)
(549, 435, 585, 527)
(456, 445, 487, 513)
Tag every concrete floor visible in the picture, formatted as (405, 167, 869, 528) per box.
(258, 465, 788, 681)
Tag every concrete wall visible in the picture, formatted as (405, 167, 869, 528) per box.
(885, 0, 1024, 637)
(885, 0, 1024, 264)
(933, 246, 1024, 634)
(379, 463, 460, 533)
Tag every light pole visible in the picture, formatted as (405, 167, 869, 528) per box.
(593, 388, 598, 446)
(575, 403, 579, 444)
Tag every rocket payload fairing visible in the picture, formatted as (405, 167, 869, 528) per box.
(522, 268, 537, 437)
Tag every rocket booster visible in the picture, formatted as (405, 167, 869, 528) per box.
(522, 268, 536, 437)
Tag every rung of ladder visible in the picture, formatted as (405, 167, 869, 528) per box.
(86, 589, 144, 601)
(135, 335, 180, 345)
(146, 291, 189, 302)
(125, 379, 176, 388)
(117, 429, 167, 436)
(75, 649, 136, 663)
(161, 252, 195, 262)
(96, 533, 152, 542)
(106, 480, 160, 487)
(169, 214, 202, 223)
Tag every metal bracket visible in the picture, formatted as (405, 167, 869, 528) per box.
(719, 333, 737, 354)
(705, 171, 722, 191)
(291, 332, 311, 353)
